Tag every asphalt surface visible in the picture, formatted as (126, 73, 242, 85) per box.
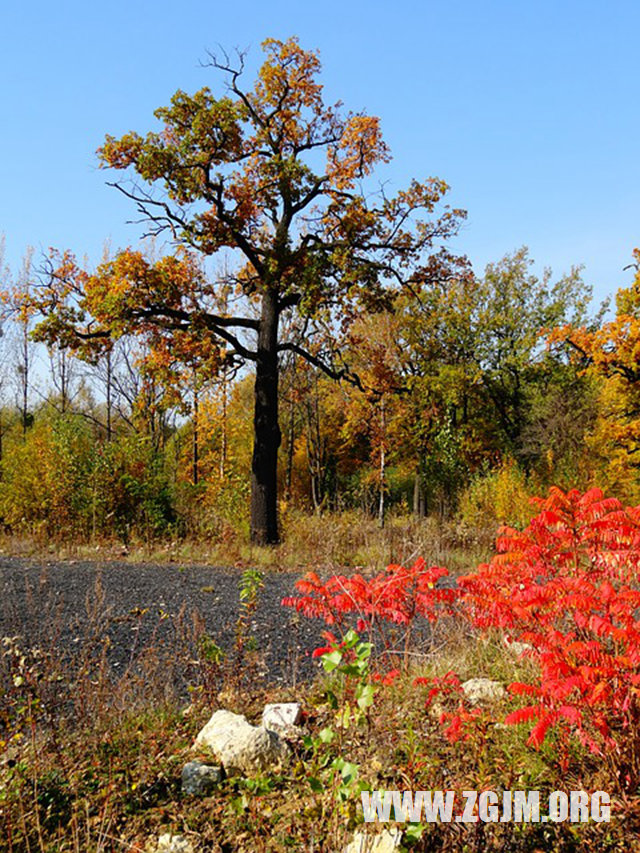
(0, 557, 321, 694)
(0, 557, 442, 707)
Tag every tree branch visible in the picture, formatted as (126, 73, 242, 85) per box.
(277, 341, 368, 391)
(134, 306, 258, 361)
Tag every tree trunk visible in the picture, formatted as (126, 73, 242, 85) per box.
(106, 349, 112, 441)
(250, 290, 281, 544)
(306, 378, 326, 515)
(192, 382, 199, 486)
(285, 362, 296, 501)
(413, 466, 426, 516)
(378, 395, 386, 528)
(219, 364, 228, 481)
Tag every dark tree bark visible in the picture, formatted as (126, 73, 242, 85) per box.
(250, 291, 281, 544)
(413, 471, 426, 517)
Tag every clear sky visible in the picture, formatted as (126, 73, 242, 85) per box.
(1, 0, 638, 304)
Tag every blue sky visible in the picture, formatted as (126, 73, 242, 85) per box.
(1, 0, 638, 304)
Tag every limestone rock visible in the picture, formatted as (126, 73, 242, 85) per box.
(461, 677, 506, 704)
(262, 702, 302, 734)
(194, 709, 289, 774)
(155, 834, 195, 853)
(181, 760, 222, 796)
(503, 635, 534, 657)
(343, 828, 402, 853)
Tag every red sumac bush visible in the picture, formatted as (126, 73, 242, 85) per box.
(285, 488, 640, 790)
(459, 487, 640, 790)
(282, 558, 456, 668)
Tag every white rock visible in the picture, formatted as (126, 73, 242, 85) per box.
(503, 635, 534, 657)
(343, 828, 402, 853)
(461, 678, 506, 704)
(181, 761, 222, 795)
(262, 702, 302, 734)
(194, 709, 289, 774)
(155, 834, 195, 853)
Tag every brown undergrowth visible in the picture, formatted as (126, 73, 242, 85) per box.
(0, 510, 491, 576)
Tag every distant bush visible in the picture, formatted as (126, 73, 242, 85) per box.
(457, 457, 535, 530)
(0, 415, 177, 541)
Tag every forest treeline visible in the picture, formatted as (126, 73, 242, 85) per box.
(1, 38, 639, 548)
(1, 235, 639, 546)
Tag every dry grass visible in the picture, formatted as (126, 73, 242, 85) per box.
(0, 510, 494, 577)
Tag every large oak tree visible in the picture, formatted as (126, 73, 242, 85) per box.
(34, 37, 465, 544)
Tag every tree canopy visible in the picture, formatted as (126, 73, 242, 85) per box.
(32, 36, 466, 543)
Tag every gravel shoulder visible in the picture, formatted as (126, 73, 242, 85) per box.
(0, 557, 320, 690)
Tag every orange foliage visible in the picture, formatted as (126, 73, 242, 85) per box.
(551, 249, 640, 477)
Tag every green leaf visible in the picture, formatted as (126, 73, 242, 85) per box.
(356, 642, 372, 661)
(338, 760, 359, 785)
(343, 629, 360, 648)
(321, 650, 343, 672)
(318, 727, 335, 744)
(325, 689, 338, 710)
(336, 704, 351, 729)
(404, 823, 425, 842)
(356, 683, 375, 710)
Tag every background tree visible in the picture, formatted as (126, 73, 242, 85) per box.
(333, 310, 410, 522)
(472, 248, 590, 459)
(12, 248, 37, 440)
(0, 236, 11, 469)
(398, 247, 593, 515)
(551, 249, 640, 498)
(32, 37, 465, 544)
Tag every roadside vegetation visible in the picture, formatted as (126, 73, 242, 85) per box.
(2, 488, 640, 851)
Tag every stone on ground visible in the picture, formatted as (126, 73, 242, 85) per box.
(343, 827, 402, 852)
(154, 834, 195, 853)
(194, 709, 289, 774)
(262, 702, 302, 734)
(461, 677, 506, 704)
(502, 635, 534, 656)
(181, 760, 223, 796)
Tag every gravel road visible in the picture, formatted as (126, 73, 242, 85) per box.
(0, 557, 320, 692)
(0, 557, 441, 704)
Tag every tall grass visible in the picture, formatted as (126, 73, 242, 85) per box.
(0, 510, 495, 577)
